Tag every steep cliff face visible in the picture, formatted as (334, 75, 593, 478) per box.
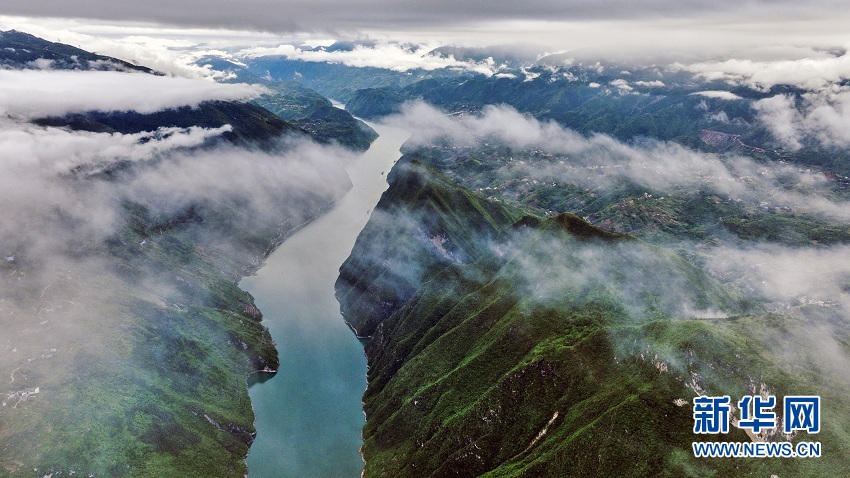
(336, 155, 847, 477)
(0, 32, 354, 477)
(336, 160, 525, 338)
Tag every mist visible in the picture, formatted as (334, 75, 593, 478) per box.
(755, 91, 850, 149)
(0, 65, 357, 471)
(389, 101, 850, 221)
(0, 69, 263, 119)
(237, 41, 499, 75)
(370, 99, 850, 398)
(703, 242, 850, 393)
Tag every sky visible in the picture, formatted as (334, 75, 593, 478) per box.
(1, 0, 850, 64)
(0, 0, 848, 43)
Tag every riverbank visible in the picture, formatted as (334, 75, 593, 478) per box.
(242, 120, 409, 477)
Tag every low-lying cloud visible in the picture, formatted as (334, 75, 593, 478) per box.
(0, 69, 262, 119)
(0, 121, 232, 173)
(389, 101, 850, 220)
(494, 229, 732, 320)
(0, 64, 357, 459)
(755, 91, 850, 149)
(704, 242, 850, 388)
(238, 41, 498, 75)
(681, 47, 850, 92)
(706, 243, 850, 311)
(377, 101, 850, 396)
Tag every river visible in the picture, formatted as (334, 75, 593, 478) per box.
(241, 120, 409, 477)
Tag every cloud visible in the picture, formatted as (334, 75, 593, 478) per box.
(383, 101, 850, 313)
(682, 48, 850, 91)
(495, 229, 732, 319)
(381, 101, 850, 397)
(0, 69, 262, 119)
(609, 78, 633, 92)
(0, 61, 357, 446)
(634, 80, 664, 87)
(703, 242, 850, 387)
(238, 41, 497, 75)
(0, 16, 353, 79)
(3, 14, 850, 87)
(755, 90, 850, 149)
(389, 101, 850, 221)
(0, 112, 354, 273)
(0, 120, 232, 174)
(3, 4, 850, 68)
(121, 136, 355, 227)
(691, 90, 743, 101)
(0, 111, 357, 446)
(706, 243, 850, 309)
(753, 95, 804, 149)
(0, 0, 848, 44)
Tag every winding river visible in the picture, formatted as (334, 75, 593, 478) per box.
(241, 120, 408, 477)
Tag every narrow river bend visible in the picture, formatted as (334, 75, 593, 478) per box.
(241, 120, 408, 477)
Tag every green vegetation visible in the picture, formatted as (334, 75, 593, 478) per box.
(243, 56, 472, 103)
(337, 150, 850, 477)
(337, 161, 529, 337)
(345, 87, 405, 120)
(401, 144, 850, 247)
(254, 80, 378, 151)
(0, 34, 352, 475)
(0, 189, 306, 476)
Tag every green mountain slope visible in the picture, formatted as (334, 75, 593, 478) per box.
(337, 158, 848, 477)
(337, 160, 528, 337)
(243, 55, 472, 103)
(0, 33, 353, 476)
(345, 87, 405, 120)
(0, 145, 349, 476)
(0, 29, 158, 74)
(191, 57, 380, 150)
(402, 143, 850, 247)
(255, 80, 378, 151)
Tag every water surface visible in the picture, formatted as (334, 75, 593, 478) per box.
(242, 120, 408, 477)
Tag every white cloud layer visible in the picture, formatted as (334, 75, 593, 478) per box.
(0, 120, 232, 173)
(390, 101, 850, 220)
(0, 70, 261, 119)
(691, 91, 743, 101)
(238, 41, 497, 74)
(1, 1, 849, 53)
(755, 90, 850, 149)
(683, 48, 850, 91)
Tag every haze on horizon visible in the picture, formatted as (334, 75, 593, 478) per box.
(0, 0, 849, 70)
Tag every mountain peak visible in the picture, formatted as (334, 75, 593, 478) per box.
(0, 30, 160, 75)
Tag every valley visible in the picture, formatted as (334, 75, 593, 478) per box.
(2, 24, 850, 478)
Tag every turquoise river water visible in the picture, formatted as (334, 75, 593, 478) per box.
(241, 120, 408, 477)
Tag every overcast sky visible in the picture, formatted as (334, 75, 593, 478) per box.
(1, 0, 847, 31)
(1, 0, 850, 54)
